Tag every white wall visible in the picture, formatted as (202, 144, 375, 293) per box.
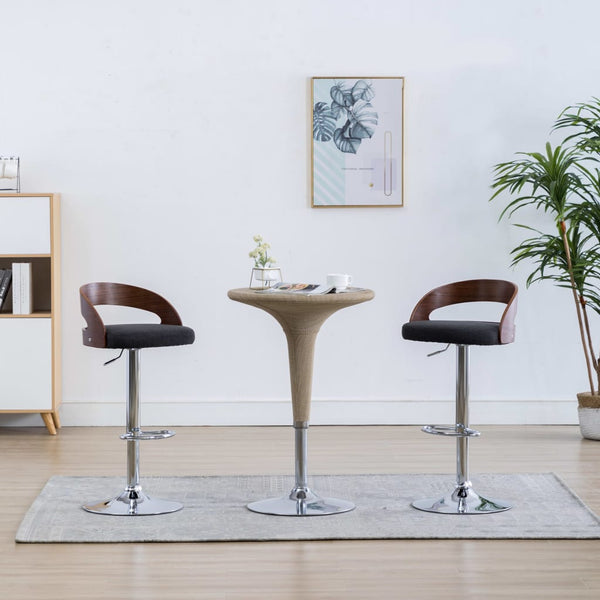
(1, 0, 599, 427)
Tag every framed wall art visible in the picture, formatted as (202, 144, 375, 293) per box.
(311, 77, 404, 208)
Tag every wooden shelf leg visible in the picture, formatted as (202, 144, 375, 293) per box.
(51, 410, 61, 430)
(41, 413, 57, 435)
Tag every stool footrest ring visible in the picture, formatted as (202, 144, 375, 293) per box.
(120, 429, 175, 441)
(422, 424, 480, 437)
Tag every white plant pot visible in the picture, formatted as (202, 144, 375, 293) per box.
(578, 407, 600, 441)
(249, 267, 282, 290)
(577, 393, 600, 440)
(254, 268, 280, 281)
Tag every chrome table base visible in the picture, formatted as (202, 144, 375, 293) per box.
(247, 422, 355, 517)
(83, 487, 183, 516)
(247, 486, 355, 517)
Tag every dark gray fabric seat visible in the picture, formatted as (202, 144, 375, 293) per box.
(105, 323, 195, 349)
(402, 320, 501, 346)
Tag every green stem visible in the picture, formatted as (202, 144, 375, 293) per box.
(560, 221, 596, 395)
(580, 298, 600, 392)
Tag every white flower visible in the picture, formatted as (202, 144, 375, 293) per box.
(250, 235, 276, 268)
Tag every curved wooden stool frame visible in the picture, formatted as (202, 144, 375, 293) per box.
(80, 282, 190, 516)
(405, 279, 517, 515)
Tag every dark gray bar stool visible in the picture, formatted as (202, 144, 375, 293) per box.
(80, 282, 194, 516)
(402, 279, 517, 514)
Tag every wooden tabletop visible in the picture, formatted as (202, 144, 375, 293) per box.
(227, 287, 375, 308)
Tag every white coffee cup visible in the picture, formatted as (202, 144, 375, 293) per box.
(327, 273, 353, 290)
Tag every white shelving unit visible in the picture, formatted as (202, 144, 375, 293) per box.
(0, 194, 61, 434)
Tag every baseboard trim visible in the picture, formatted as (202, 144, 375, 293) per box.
(0, 398, 578, 427)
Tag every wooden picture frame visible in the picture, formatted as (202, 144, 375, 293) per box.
(311, 77, 404, 208)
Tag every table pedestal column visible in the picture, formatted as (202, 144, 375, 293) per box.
(247, 325, 355, 516)
(247, 420, 355, 516)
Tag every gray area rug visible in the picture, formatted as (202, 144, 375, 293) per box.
(16, 473, 600, 543)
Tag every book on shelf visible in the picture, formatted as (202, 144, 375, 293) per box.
(21, 262, 32, 314)
(11, 263, 21, 313)
(11, 262, 32, 314)
(0, 268, 12, 310)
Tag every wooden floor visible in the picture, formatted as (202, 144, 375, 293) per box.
(1, 425, 599, 599)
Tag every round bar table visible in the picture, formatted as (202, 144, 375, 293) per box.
(227, 287, 374, 516)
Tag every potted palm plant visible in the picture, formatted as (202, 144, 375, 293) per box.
(491, 98, 600, 439)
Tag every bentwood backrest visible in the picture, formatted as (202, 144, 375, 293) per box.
(80, 282, 182, 348)
(408, 279, 518, 345)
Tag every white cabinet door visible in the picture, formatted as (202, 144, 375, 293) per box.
(0, 196, 51, 254)
(0, 319, 52, 410)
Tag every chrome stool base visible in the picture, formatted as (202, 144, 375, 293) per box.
(412, 346, 512, 515)
(248, 486, 355, 517)
(83, 487, 183, 516)
(412, 485, 511, 515)
(119, 429, 175, 441)
(82, 350, 183, 517)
